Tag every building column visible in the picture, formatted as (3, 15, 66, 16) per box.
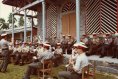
(24, 10, 27, 43)
(12, 13, 14, 46)
(31, 18, 33, 42)
(57, 6, 61, 39)
(76, 0, 80, 43)
(42, 0, 46, 42)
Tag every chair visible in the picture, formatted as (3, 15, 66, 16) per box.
(53, 54, 64, 66)
(82, 61, 96, 79)
(38, 59, 53, 79)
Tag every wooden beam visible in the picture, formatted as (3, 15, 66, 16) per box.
(13, 0, 44, 14)
(26, 0, 33, 4)
(14, 13, 37, 18)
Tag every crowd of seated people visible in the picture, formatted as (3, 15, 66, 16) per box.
(0, 33, 118, 79)
(81, 33, 118, 58)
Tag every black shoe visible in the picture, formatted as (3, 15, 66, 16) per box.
(2, 71, 6, 73)
(100, 55, 104, 58)
(85, 53, 91, 56)
(53, 76, 58, 79)
(112, 56, 116, 58)
(22, 76, 30, 79)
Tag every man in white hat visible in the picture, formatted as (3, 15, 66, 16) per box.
(20, 43, 30, 66)
(58, 42, 89, 79)
(89, 33, 100, 55)
(53, 43, 63, 66)
(67, 35, 75, 54)
(36, 43, 44, 57)
(0, 33, 10, 72)
(99, 33, 112, 58)
(80, 34, 88, 44)
(23, 43, 54, 79)
(51, 36, 59, 49)
(61, 35, 68, 54)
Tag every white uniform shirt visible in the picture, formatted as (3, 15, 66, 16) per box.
(92, 38, 99, 44)
(0, 49, 2, 53)
(38, 50, 53, 63)
(73, 53, 88, 74)
(0, 39, 9, 49)
(104, 38, 112, 45)
(17, 46, 22, 53)
(9, 46, 13, 50)
(13, 47, 18, 54)
(114, 37, 118, 45)
(82, 38, 88, 44)
(23, 46, 29, 53)
(37, 47, 44, 56)
(30, 46, 35, 53)
(54, 48, 63, 54)
(71, 49, 78, 60)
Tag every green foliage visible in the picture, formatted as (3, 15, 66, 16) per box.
(0, 18, 9, 30)
(19, 16, 24, 27)
(0, 64, 117, 79)
(7, 13, 17, 24)
(0, 18, 5, 23)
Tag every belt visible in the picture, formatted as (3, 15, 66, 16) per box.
(71, 71, 82, 76)
(2, 48, 8, 50)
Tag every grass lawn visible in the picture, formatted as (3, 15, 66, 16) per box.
(0, 64, 117, 79)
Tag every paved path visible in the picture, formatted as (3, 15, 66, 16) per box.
(63, 54, 118, 74)
(63, 54, 118, 64)
(88, 55, 118, 64)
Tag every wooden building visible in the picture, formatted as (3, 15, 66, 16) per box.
(0, 27, 37, 43)
(2, 0, 118, 42)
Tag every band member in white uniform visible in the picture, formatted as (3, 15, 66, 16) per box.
(58, 42, 89, 79)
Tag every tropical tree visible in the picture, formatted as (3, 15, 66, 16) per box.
(18, 16, 24, 27)
(7, 13, 17, 24)
(0, 18, 5, 23)
(0, 18, 9, 30)
(7, 13, 17, 28)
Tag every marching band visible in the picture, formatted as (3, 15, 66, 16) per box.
(0, 33, 118, 79)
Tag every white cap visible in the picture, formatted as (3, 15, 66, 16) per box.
(38, 42, 43, 45)
(57, 43, 61, 45)
(44, 41, 50, 44)
(106, 33, 110, 36)
(43, 43, 51, 47)
(89, 35, 93, 38)
(9, 42, 13, 46)
(62, 35, 65, 37)
(73, 42, 87, 48)
(102, 34, 106, 37)
(68, 35, 71, 37)
(92, 33, 97, 36)
(1, 33, 7, 36)
(92, 33, 96, 35)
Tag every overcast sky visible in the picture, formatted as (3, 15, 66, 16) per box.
(0, 0, 37, 26)
(0, 0, 12, 21)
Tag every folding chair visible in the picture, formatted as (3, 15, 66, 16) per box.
(38, 59, 53, 79)
(82, 61, 96, 79)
